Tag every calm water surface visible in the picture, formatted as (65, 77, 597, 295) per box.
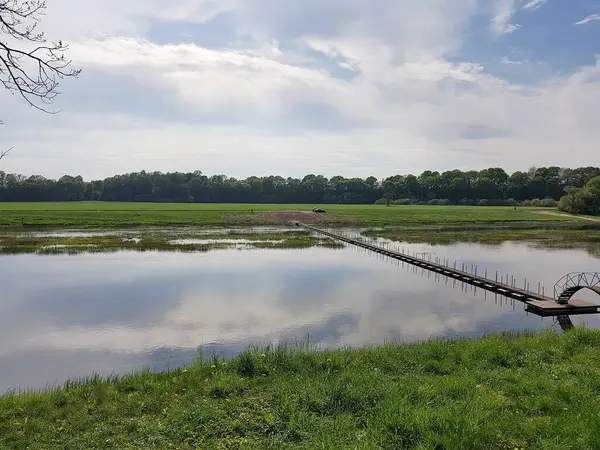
(1, 231, 599, 392)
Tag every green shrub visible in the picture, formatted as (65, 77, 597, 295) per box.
(540, 198, 558, 207)
(459, 198, 475, 206)
(392, 198, 414, 205)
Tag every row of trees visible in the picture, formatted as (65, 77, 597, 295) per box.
(380, 167, 600, 203)
(0, 167, 599, 207)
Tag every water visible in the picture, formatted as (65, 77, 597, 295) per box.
(169, 239, 285, 245)
(1, 234, 599, 393)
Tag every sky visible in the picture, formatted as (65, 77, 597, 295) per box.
(1, 0, 600, 180)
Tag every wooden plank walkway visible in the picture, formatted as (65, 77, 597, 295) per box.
(298, 223, 600, 317)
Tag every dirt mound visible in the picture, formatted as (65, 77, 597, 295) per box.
(257, 210, 354, 224)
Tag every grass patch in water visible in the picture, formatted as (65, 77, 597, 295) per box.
(2, 329, 600, 449)
(362, 222, 600, 257)
(0, 230, 342, 255)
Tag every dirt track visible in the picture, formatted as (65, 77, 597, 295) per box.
(532, 210, 600, 223)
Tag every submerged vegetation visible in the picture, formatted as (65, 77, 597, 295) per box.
(363, 221, 600, 254)
(0, 208, 598, 255)
(3, 329, 600, 449)
(0, 229, 342, 255)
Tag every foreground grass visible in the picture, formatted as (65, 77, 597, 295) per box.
(3, 329, 600, 449)
(0, 203, 580, 228)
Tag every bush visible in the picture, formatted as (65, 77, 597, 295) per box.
(476, 198, 518, 207)
(459, 198, 475, 206)
(427, 199, 451, 206)
(374, 198, 418, 206)
(392, 198, 414, 205)
(559, 179, 600, 215)
(521, 200, 532, 207)
(540, 198, 558, 208)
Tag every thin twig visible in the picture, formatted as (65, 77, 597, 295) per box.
(0, 146, 13, 160)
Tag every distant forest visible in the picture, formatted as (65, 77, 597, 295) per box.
(0, 166, 599, 207)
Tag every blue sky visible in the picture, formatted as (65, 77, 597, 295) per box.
(1, 0, 599, 179)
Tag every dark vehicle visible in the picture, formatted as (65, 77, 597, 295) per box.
(312, 207, 326, 213)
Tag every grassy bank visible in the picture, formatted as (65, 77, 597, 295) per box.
(0, 203, 581, 228)
(2, 329, 600, 449)
(361, 222, 600, 258)
(363, 222, 600, 249)
(0, 230, 341, 255)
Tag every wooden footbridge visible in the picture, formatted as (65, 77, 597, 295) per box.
(296, 223, 600, 318)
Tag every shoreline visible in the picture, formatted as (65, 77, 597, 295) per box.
(2, 329, 599, 448)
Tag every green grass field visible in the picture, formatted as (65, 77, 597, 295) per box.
(3, 329, 600, 449)
(0, 203, 580, 228)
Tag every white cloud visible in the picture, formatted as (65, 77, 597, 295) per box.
(575, 14, 600, 25)
(1, 0, 599, 178)
(523, 0, 548, 10)
(66, 38, 352, 119)
(502, 56, 524, 65)
(490, 0, 520, 35)
(490, 0, 548, 34)
(39, 0, 237, 39)
(235, 0, 478, 59)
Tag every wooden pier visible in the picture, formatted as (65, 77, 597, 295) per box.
(298, 223, 600, 317)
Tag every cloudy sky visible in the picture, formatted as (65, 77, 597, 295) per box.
(1, 0, 600, 180)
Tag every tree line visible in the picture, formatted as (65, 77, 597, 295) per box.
(0, 166, 599, 209)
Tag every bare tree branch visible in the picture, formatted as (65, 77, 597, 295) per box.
(0, 1, 80, 159)
(0, 145, 12, 160)
(1, 0, 80, 113)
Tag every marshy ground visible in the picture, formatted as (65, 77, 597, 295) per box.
(0, 229, 342, 254)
